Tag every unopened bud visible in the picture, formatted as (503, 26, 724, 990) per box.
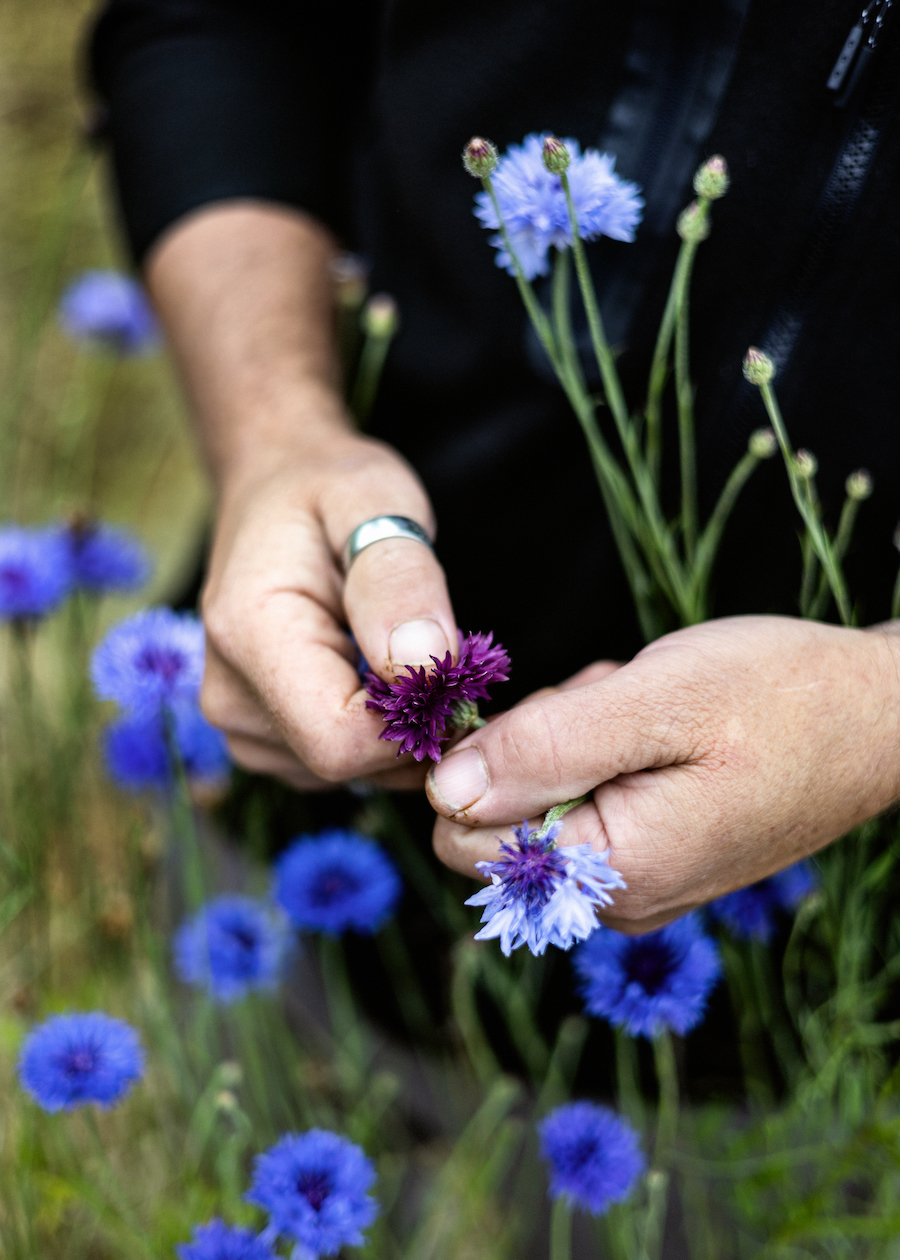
(795, 449, 818, 479)
(676, 200, 710, 243)
(462, 136, 498, 179)
(215, 1090, 238, 1113)
(218, 1060, 243, 1089)
(541, 136, 571, 175)
(331, 254, 368, 309)
(451, 699, 482, 731)
(845, 469, 873, 501)
(693, 155, 730, 201)
(362, 293, 399, 340)
(748, 427, 777, 459)
(742, 348, 776, 386)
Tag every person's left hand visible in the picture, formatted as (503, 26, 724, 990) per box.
(426, 615, 900, 933)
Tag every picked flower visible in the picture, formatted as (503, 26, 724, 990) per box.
(0, 525, 72, 621)
(62, 518, 151, 593)
(17, 1011, 145, 1112)
(574, 913, 721, 1038)
(91, 607, 205, 716)
(708, 860, 816, 943)
(58, 269, 159, 354)
(174, 895, 288, 1004)
(273, 829, 402, 936)
(465, 820, 625, 957)
(103, 703, 230, 792)
(246, 1129, 379, 1256)
(365, 629, 510, 762)
(538, 1101, 645, 1215)
(473, 133, 643, 279)
(176, 1220, 276, 1260)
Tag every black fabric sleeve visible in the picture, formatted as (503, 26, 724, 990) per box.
(89, 0, 376, 264)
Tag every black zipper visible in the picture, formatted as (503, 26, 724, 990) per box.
(827, 0, 895, 105)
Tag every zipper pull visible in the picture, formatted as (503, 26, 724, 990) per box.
(827, 19, 867, 91)
(827, 0, 894, 106)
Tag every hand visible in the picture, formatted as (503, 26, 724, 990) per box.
(426, 616, 900, 932)
(200, 429, 458, 789)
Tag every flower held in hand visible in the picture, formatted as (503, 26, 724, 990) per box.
(538, 1101, 645, 1215)
(18, 1011, 145, 1112)
(466, 821, 625, 956)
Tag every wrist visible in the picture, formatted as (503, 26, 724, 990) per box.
(862, 622, 900, 810)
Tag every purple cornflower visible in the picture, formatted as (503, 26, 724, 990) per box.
(17, 1011, 145, 1112)
(474, 134, 643, 279)
(365, 629, 510, 761)
(174, 895, 287, 1004)
(0, 525, 72, 620)
(538, 1102, 645, 1215)
(62, 520, 151, 593)
(465, 821, 625, 957)
(273, 830, 401, 936)
(246, 1129, 378, 1255)
(708, 861, 817, 943)
(177, 1220, 275, 1260)
(104, 703, 230, 791)
(91, 608, 205, 716)
(58, 270, 159, 354)
(574, 914, 721, 1038)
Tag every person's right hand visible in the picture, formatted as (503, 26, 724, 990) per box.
(200, 428, 458, 790)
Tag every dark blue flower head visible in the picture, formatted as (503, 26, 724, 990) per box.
(0, 525, 72, 620)
(365, 629, 510, 762)
(174, 895, 287, 1004)
(273, 830, 401, 936)
(17, 1011, 145, 1112)
(539, 1102, 645, 1215)
(63, 520, 151, 593)
(104, 703, 230, 792)
(474, 134, 643, 279)
(91, 608, 205, 716)
(575, 914, 721, 1038)
(176, 1220, 275, 1260)
(246, 1129, 378, 1255)
(708, 861, 817, 942)
(465, 822, 625, 956)
(58, 270, 159, 354)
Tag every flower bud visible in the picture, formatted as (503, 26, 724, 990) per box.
(676, 200, 710, 243)
(795, 449, 818, 479)
(748, 427, 777, 459)
(742, 348, 776, 386)
(218, 1060, 243, 1089)
(541, 136, 571, 175)
(693, 155, 730, 201)
(215, 1090, 238, 1113)
(845, 469, 873, 501)
(463, 136, 498, 179)
(362, 293, 399, 339)
(331, 253, 368, 310)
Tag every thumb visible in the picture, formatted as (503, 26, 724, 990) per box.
(425, 664, 689, 824)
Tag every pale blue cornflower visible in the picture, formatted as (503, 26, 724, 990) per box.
(174, 895, 288, 1004)
(91, 608, 205, 716)
(465, 821, 625, 956)
(58, 270, 159, 354)
(474, 133, 643, 278)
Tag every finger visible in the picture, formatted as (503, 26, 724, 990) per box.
(201, 641, 284, 741)
(557, 660, 623, 690)
(225, 732, 336, 790)
(425, 657, 696, 825)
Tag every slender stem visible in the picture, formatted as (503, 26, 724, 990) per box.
(538, 796, 587, 840)
(451, 939, 500, 1086)
(82, 1109, 157, 1257)
(689, 449, 761, 620)
(550, 1196, 574, 1260)
(799, 532, 819, 618)
(892, 562, 900, 622)
(615, 1029, 645, 1130)
(645, 246, 687, 485)
(673, 239, 701, 562)
(808, 494, 860, 621)
(642, 1031, 679, 1260)
(162, 711, 206, 911)
(759, 382, 853, 625)
(350, 325, 396, 427)
(537, 1015, 588, 1113)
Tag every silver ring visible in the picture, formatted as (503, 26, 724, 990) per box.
(342, 515, 432, 572)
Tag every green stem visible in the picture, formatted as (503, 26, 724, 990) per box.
(808, 494, 860, 621)
(538, 796, 587, 840)
(759, 382, 853, 625)
(550, 1196, 573, 1260)
(615, 1029, 645, 1130)
(82, 1109, 156, 1258)
(673, 238, 701, 562)
(350, 326, 396, 427)
(642, 1032, 679, 1260)
(644, 264, 680, 487)
(451, 939, 500, 1086)
(162, 711, 206, 910)
(537, 1015, 589, 1112)
(893, 562, 900, 622)
(689, 449, 761, 620)
(318, 935, 368, 1094)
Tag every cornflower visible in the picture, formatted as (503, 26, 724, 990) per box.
(273, 830, 401, 936)
(17, 1011, 145, 1112)
(174, 895, 287, 1004)
(574, 914, 721, 1038)
(91, 607, 205, 716)
(708, 860, 817, 942)
(176, 1220, 276, 1260)
(58, 270, 159, 354)
(538, 1101, 645, 1215)
(465, 821, 625, 956)
(0, 525, 72, 620)
(104, 703, 230, 791)
(365, 630, 509, 761)
(62, 519, 151, 592)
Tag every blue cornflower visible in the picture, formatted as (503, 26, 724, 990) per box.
(17, 1011, 145, 1112)
(273, 830, 402, 936)
(177, 1220, 275, 1260)
(246, 1129, 378, 1256)
(474, 134, 643, 279)
(0, 525, 72, 620)
(574, 914, 721, 1038)
(104, 703, 230, 791)
(174, 895, 287, 1004)
(708, 861, 817, 942)
(465, 821, 626, 957)
(91, 608, 205, 716)
(538, 1102, 645, 1215)
(58, 270, 159, 354)
(63, 520, 151, 593)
